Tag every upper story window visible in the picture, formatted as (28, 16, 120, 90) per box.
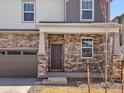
(23, 2, 35, 22)
(80, 0, 94, 22)
(81, 38, 93, 58)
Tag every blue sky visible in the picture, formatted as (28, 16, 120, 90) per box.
(111, 0, 124, 19)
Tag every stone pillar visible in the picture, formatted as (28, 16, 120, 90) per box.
(37, 32, 48, 78)
(37, 54, 47, 78)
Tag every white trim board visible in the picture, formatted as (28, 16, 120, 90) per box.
(39, 26, 119, 33)
(37, 23, 120, 33)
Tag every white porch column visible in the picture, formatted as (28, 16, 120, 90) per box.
(37, 31, 48, 78)
(38, 32, 45, 55)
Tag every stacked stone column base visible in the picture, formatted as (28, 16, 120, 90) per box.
(37, 54, 48, 78)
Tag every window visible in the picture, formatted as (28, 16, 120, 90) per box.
(81, 38, 93, 58)
(0, 51, 5, 55)
(23, 51, 37, 55)
(23, 2, 35, 22)
(7, 51, 21, 55)
(80, 0, 94, 21)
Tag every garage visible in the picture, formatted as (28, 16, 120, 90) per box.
(0, 49, 38, 78)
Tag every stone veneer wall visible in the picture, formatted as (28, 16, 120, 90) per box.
(37, 54, 48, 78)
(0, 32, 39, 49)
(48, 34, 115, 73)
(0, 32, 44, 78)
(64, 34, 106, 72)
(0, 32, 120, 79)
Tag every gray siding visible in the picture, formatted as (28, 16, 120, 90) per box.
(66, 0, 80, 22)
(66, 0, 109, 22)
(94, 0, 108, 22)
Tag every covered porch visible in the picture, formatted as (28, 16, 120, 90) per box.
(36, 23, 121, 79)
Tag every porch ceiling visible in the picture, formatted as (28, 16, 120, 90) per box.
(36, 23, 121, 33)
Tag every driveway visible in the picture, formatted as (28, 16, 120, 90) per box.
(0, 78, 38, 93)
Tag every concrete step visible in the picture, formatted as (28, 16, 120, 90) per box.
(42, 77, 67, 85)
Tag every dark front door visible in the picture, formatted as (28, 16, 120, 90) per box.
(50, 44, 63, 71)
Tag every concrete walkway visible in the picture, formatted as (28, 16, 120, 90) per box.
(0, 78, 38, 93)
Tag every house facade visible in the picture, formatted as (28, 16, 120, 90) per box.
(0, 0, 121, 78)
(112, 14, 124, 46)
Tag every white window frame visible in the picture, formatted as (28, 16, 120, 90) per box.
(22, 2, 36, 22)
(81, 37, 93, 59)
(80, 0, 94, 22)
